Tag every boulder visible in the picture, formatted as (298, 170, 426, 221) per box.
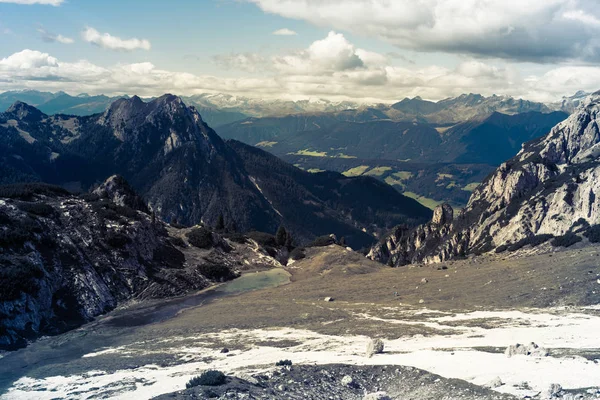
(324, 297, 334, 302)
(541, 383, 563, 399)
(366, 338, 384, 358)
(341, 375, 353, 386)
(485, 377, 503, 388)
(505, 342, 549, 357)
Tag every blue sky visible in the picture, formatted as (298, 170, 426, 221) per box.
(1, 0, 600, 102)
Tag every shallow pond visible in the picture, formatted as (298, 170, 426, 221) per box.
(105, 268, 290, 328)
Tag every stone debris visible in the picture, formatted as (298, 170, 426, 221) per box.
(541, 383, 563, 399)
(366, 338, 384, 358)
(485, 377, 504, 388)
(505, 342, 549, 357)
(364, 392, 391, 400)
(341, 375, 354, 386)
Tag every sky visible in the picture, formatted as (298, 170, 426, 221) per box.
(1, 0, 600, 103)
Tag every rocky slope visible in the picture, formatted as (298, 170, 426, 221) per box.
(155, 364, 516, 400)
(0, 96, 430, 248)
(0, 178, 288, 351)
(369, 92, 600, 266)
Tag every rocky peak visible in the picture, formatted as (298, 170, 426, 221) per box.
(370, 91, 600, 266)
(536, 93, 600, 165)
(93, 175, 149, 212)
(431, 203, 453, 225)
(99, 94, 209, 144)
(5, 101, 45, 122)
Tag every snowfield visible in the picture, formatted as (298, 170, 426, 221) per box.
(3, 306, 600, 400)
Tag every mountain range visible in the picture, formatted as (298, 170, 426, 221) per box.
(0, 89, 582, 210)
(0, 95, 431, 248)
(369, 91, 600, 266)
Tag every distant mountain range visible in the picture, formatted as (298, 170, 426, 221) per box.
(0, 89, 583, 209)
(0, 96, 431, 248)
(369, 91, 600, 265)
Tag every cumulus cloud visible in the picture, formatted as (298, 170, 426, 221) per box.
(0, 49, 58, 69)
(0, 0, 62, 4)
(82, 27, 151, 51)
(38, 28, 74, 44)
(273, 31, 364, 74)
(246, 0, 600, 63)
(272, 28, 297, 36)
(2, 41, 600, 104)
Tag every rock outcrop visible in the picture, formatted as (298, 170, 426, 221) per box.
(370, 91, 600, 265)
(0, 179, 284, 350)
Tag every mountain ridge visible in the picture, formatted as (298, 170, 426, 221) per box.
(369, 92, 600, 265)
(0, 96, 431, 248)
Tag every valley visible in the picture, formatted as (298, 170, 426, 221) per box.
(1, 91, 599, 399)
(1, 244, 599, 399)
(4, 0, 600, 398)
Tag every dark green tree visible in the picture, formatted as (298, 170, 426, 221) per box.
(275, 225, 287, 247)
(216, 213, 225, 231)
(285, 232, 293, 250)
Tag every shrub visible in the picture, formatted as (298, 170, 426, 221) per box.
(105, 232, 131, 248)
(186, 227, 213, 249)
(495, 244, 508, 253)
(91, 199, 140, 222)
(80, 193, 100, 202)
(0, 210, 10, 225)
(224, 233, 248, 244)
(153, 244, 185, 269)
(585, 225, 600, 243)
(0, 216, 41, 247)
(0, 258, 44, 301)
(186, 370, 227, 388)
(0, 183, 69, 200)
(308, 235, 336, 247)
(289, 247, 306, 260)
(551, 233, 582, 248)
(275, 359, 292, 366)
(17, 201, 55, 217)
(246, 231, 277, 247)
(169, 236, 187, 248)
(197, 263, 235, 281)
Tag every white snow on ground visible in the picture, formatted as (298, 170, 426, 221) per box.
(3, 307, 600, 400)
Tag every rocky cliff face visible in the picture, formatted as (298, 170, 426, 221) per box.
(370, 92, 600, 266)
(0, 178, 284, 351)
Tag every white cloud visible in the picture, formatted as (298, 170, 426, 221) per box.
(273, 31, 364, 74)
(563, 9, 600, 27)
(2, 43, 600, 104)
(272, 28, 297, 36)
(0, 49, 58, 69)
(212, 52, 268, 73)
(247, 0, 600, 63)
(0, 0, 62, 4)
(82, 27, 151, 51)
(38, 28, 74, 44)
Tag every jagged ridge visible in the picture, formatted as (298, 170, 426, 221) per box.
(369, 92, 600, 265)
